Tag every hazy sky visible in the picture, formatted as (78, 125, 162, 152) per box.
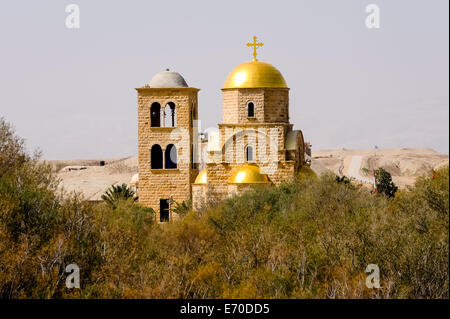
(0, 0, 448, 159)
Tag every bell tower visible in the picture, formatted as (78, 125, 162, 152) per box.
(136, 69, 199, 222)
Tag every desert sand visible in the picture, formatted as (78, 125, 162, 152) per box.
(50, 157, 138, 201)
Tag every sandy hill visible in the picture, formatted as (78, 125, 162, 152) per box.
(311, 148, 449, 188)
(49, 157, 138, 201)
(48, 148, 448, 201)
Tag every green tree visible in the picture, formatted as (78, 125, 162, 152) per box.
(0, 117, 30, 178)
(375, 167, 398, 198)
(101, 183, 137, 209)
(1, 117, 448, 299)
(0, 118, 101, 298)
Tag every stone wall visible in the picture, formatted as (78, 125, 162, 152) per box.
(235, 89, 265, 123)
(192, 184, 207, 211)
(216, 124, 293, 164)
(221, 88, 289, 125)
(221, 89, 239, 124)
(205, 163, 233, 203)
(265, 161, 296, 186)
(264, 88, 289, 123)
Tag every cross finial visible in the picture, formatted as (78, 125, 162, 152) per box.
(246, 36, 264, 61)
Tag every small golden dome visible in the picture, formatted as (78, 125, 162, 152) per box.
(223, 61, 288, 89)
(229, 164, 270, 184)
(194, 168, 207, 184)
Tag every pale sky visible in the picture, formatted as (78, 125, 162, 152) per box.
(0, 0, 448, 159)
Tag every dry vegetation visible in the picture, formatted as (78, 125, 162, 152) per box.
(1, 117, 448, 299)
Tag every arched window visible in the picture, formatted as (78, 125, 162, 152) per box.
(150, 102, 161, 127)
(247, 102, 255, 118)
(246, 146, 254, 162)
(151, 144, 163, 169)
(164, 102, 176, 127)
(190, 102, 196, 127)
(165, 144, 177, 169)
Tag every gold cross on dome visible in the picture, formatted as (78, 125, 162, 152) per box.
(246, 36, 264, 61)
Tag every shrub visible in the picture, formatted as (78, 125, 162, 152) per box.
(0, 117, 448, 299)
(173, 199, 192, 219)
(375, 167, 398, 198)
(101, 183, 137, 209)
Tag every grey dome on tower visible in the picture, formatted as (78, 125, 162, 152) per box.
(149, 69, 188, 88)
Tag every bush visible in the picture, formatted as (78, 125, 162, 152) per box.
(0, 118, 101, 298)
(0, 117, 448, 299)
(375, 167, 398, 198)
(173, 200, 192, 219)
(101, 183, 137, 209)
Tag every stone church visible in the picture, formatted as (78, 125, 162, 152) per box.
(135, 37, 309, 222)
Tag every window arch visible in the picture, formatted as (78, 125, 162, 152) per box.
(165, 144, 177, 169)
(246, 145, 254, 162)
(164, 102, 176, 127)
(150, 102, 161, 127)
(247, 101, 255, 118)
(151, 144, 163, 169)
(190, 102, 196, 127)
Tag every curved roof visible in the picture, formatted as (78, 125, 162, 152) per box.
(229, 164, 270, 184)
(286, 131, 300, 150)
(149, 70, 188, 88)
(223, 61, 287, 89)
(194, 168, 207, 184)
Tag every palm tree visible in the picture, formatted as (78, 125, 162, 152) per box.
(101, 183, 137, 209)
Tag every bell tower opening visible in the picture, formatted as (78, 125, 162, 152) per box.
(150, 102, 161, 127)
(164, 102, 176, 127)
(151, 144, 163, 169)
(165, 144, 177, 169)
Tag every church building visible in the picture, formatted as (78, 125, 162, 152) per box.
(135, 37, 309, 222)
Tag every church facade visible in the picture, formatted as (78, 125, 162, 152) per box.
(136, 38, 308, 222)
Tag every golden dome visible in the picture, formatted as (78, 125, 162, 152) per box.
(194, 168, 207, 184)
(229, 164, 271, 184)
(223, 61, 288, 89)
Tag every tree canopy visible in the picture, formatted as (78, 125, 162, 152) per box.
(0, 117, 448, 299)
